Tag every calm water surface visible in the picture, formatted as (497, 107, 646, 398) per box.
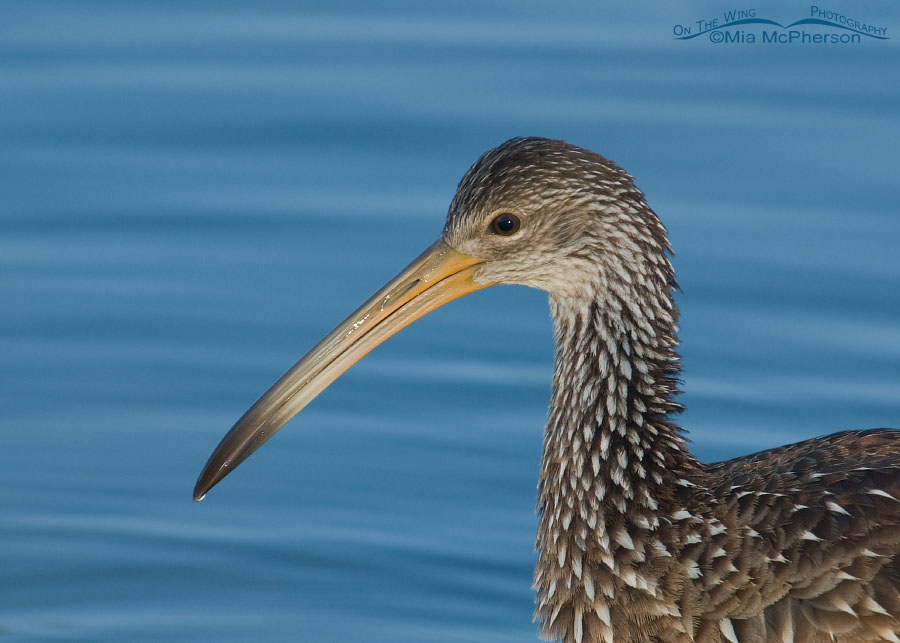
(2, 1, 899, 641)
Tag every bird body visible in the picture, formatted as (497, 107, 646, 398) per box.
(195, 138, 900, 642)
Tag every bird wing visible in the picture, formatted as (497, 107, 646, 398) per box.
(698, 429, 900, 642)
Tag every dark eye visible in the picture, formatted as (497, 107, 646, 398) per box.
(490, 213, 521, 236)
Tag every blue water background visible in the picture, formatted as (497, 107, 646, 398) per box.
(2, 1, 899, 640)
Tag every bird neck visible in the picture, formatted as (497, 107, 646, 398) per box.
(539, 289, 697, 510)
(534, 289, 702, 629)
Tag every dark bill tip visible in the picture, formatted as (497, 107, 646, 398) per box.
(193, 420, 271, 500)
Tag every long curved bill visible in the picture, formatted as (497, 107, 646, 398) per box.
(193, 239, 488, 500)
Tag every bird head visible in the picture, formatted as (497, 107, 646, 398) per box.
(444, 137, 669, 302)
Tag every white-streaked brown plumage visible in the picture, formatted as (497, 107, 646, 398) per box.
(195, 137, 900, 643)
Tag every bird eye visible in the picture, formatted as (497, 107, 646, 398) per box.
(490, 213, 521, 236)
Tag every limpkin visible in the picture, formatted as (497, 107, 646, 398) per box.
(195, 137, 900, 643)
